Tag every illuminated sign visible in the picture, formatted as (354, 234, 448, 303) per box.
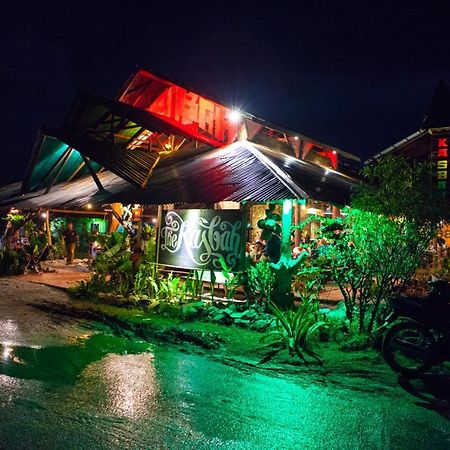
(434, 136, 448, 193)
(159, 209, 243, 271)
(120, 70, 238, 146)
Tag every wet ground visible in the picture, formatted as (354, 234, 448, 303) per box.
(0, 278, 450, 449)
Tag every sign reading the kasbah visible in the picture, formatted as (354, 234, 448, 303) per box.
(434, 136, 449, 193)
(159, 209, 243, 271)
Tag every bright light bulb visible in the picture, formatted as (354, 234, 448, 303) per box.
(229, 110, 241, 122)
(41, 212, 47, 219)
(86, 203, 92, 209)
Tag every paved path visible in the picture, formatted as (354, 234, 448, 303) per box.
(20, 259, 90, 289)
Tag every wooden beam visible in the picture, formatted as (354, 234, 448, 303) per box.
(21, 132, 45, 195)
(39, 147, 71, 191)
(45, 148, 73, 194)
(49, 208, 108, 216)
(81, 155, 104, 191)
(66, 159, 87, 182)
(140, 154, 160, 188)
(124, 127, 144, 148)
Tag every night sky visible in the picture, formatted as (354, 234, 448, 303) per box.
(1, 1, 450, 185)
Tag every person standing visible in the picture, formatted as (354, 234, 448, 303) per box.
(62, 222, 79, 265)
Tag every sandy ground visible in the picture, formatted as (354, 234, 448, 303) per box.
(19, 259, 90, 289)
(0, 277, 90, 347)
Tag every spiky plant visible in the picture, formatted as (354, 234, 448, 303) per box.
(259, 300, 326, 365)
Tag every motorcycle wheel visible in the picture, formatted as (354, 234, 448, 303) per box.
(382, 321, 436, 377)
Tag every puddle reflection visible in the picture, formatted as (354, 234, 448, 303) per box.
(0, 334, 152, 384)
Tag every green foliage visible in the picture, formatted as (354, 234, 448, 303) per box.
(5, 212, 26, 227)
(91, 231, 134, 295)
(177, 269, 204, 303)
(0, 213, 49, 275)
(293, 262, 328, 304)
(70, 274, 108, 299)
(219, 256, 244, 300)
(247, 260, 276, 302)
(353, 155, 445, 225)
(210, 269, 216, 301)
(0, 248, 24, 275)
(316, 156, 447, 335)
(141, 223, 157, 263)
(158, 273, 182, 302)
(259, 300, 326, 364)
(133, 262, 159, 297)
(191, 269, 205, 300)
(433, 256, 450, 281)
(51, 241, 65, 259)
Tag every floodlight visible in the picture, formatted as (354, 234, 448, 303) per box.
(229, 110, 241, 122)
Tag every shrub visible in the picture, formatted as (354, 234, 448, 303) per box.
(247, 260, 276, 302)
(259, 300, 326, 364)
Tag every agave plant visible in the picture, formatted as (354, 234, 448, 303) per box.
(259, 300, 326, 365)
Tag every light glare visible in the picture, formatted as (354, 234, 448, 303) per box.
(229, 110, 241, 122)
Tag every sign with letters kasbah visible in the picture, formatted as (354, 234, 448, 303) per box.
(159, 209, 243, 271)
(433, 135, 449, 194)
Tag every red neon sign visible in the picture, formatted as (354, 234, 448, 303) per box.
(120, 70, 238, 147)
(436, 137, 448, 192)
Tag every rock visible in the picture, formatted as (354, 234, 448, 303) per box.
(240, 309, 259, 321)
(234, 319, 250, 328)
(250, 319, 272, 332)
(169, 327, 223, 349)
(230, 311, 244, 320)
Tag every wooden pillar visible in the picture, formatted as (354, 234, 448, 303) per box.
(155, 205, 163, 265)
(108, 203, 122, 233)
(45, 209, 52, 246)
(239, 202, 250, 271)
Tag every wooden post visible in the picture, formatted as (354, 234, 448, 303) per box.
(108, 203, 122, 233)
(45, 209, 52, 246)
(155, 205, 163, 265)
(81, 155, 104, 191)
(239, 202, 249, 271)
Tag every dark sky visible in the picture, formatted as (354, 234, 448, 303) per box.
(1, 0, 450, 184)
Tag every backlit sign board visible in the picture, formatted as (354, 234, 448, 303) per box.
(159, 209, 243, 271)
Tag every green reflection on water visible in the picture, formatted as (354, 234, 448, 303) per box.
(0, 333, 152, 384)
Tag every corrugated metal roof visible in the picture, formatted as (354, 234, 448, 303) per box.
(52, 128, 160, 188)
(252, 144, 358, 205)
(0, 141, 359, 210)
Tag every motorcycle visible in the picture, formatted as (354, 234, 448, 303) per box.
(382, 280, 450, 377)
